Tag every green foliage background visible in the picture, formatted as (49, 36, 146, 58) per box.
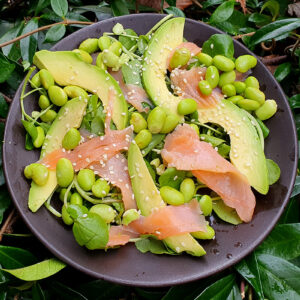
(0, 0, 300, 299)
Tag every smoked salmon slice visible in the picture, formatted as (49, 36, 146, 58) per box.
(90, 154, 137, 210)
(161, 124, 256, 222)
(107, 225, 139, 247)
(110, 70, 152, 112)
(170, 67, 223, 108)
(130, 199, 206, 239)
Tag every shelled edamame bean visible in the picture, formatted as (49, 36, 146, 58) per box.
(160, 186, 185, 206)
(177, 98, 197, 115)
(77, 169, 95, 191)
(170, 48, 191, 69)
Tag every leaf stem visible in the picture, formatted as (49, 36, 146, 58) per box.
(0, 208, 17, 242)
(0, 20, 94, 48)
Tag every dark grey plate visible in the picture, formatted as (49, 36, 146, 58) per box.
(3, 14, 298, 287)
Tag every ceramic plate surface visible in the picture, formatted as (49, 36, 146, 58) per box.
(3, 14, 298, 287)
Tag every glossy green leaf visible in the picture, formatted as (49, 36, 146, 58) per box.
(274, 62, 292, 82)
(0, 246, 37, 269)
(289, 94, 300, 110)
(44, 24, 66, 43)
(291, 176, 300, 197)
(135, 287, 165, 300)
(31, 282, 45, 300)
(235, 252, 264, 299)
(212, 199, 242, 225)
(34, 0, 51, 16)
(0, 189, 10, 223)
(249, 18, 300, 46)
(111, 0, 129, 16)
(20, 18, 39, 63)
(261, 0, 280, 21)
(210, 1, 235, 24)
(257, 254, 300, 299)
(248, 13, 272, 26)
(164, 7, 185, 17)
(202, 34, 234, 58)
(50, 0, 68, 17)
(194, 274, 241, 300)
(203, 0, 225, 9)
(49, 281, 88, 300)
(2, 258, 66, 281)
(257, 224, 300, 260)
(280, 197, 300, 224)
(0, 53, 15, 83)
(135, 237, 177, 255)
(159, 167, 186, 189)
(266, 159, 281, 185)
(215, 10, 247, 35)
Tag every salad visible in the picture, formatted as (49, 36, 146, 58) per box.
(21, 15, 281, 257)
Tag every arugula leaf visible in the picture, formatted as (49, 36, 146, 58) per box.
(257, 224, 300, 260)
(2, 258, 66, 281)
(135, 236, 178, 255)
(266, 159, 280, 185)
(235, 252, 264, 300)
(159, 167, 186, 189)
(202, 34, 234, 58)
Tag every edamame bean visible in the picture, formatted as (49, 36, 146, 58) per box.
(98, 36, 111, 51)
(59, 188, 71, 202)
(38, 95, 50, 110)
(109, 41, 123, 56)
(130, 112, 147, 133)
(79, 38, 99, 54)
(147, 107, 166, 133)
(160, 114, 179, 134)
(170, 48, 191, 69)
(24, 163, 39, 179)
(39, 69, 54, 90)
(90, 204, 116, 223)
(62, 128, 81, 150)
(56, 158, 74, 187)
(95, 53, 107, 70)
(31, 164, 49, 186)
(197, 53, 212, 67)
(92, 178, 110, 198)
(244, 87, 265, 105)
(235, 55, 257, 73)
(255, 99, 277, 120)
(205, 66, 219, 88)
(70, 193, 83, 206)
(40, 110, 57, 123)
(48, 86, 68, 106)
(180, 178, 195, 203)
(102, 50, 120, 68)
(62, 205, 73, 225)
(177, 98, 198, 115)
(213, 55, 235, 72)
(227, 95, 244, 104)
(189, 124, 200, 136)
(77, 169, 95, 191)
(135, 129, 152, 149)
(192, 225, 215, 240)
(112, 23, 124, 35)
(199, 195, 212, 216)
(198, 80, 212, 96)
(218, 70, 236, 87)
(150, 158, 161, 168)
(72, 49, 93, 64)
(160, 186, 185, 206)
(222, 84, 236, 97)
(237, 99, 261, 111)
(245, 76, 259, 89)
(31, 72, 41, 88)
(64, 86, 88, 100)
(122, 209, 140, 225)
(33, 126, 45, 148)
(232, 81, 246, 94)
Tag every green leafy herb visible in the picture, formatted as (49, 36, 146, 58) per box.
(122, 59, 142, 86)
(159, 167, 186, 189)
(212, 199, 242, 225)
(202, 34, 234, 58)
(2, 258, 66, 281)
(266, 159, 281, 185)
(135, 236, 178, 255)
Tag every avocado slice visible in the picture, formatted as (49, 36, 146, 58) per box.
(198, 100, 269, 195)
(28, 98, 87, 212)
(128, 142, 206, 257)
(142, 17, 185, 116)
(33, 50, 128, 130)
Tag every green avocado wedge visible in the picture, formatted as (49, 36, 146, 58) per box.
(33, 50, 128, 130)
(28, 98, 87, 212)
(198, 100, 269, 195)
(142, 17, 185, 117)
(128, 142, 206, 257)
